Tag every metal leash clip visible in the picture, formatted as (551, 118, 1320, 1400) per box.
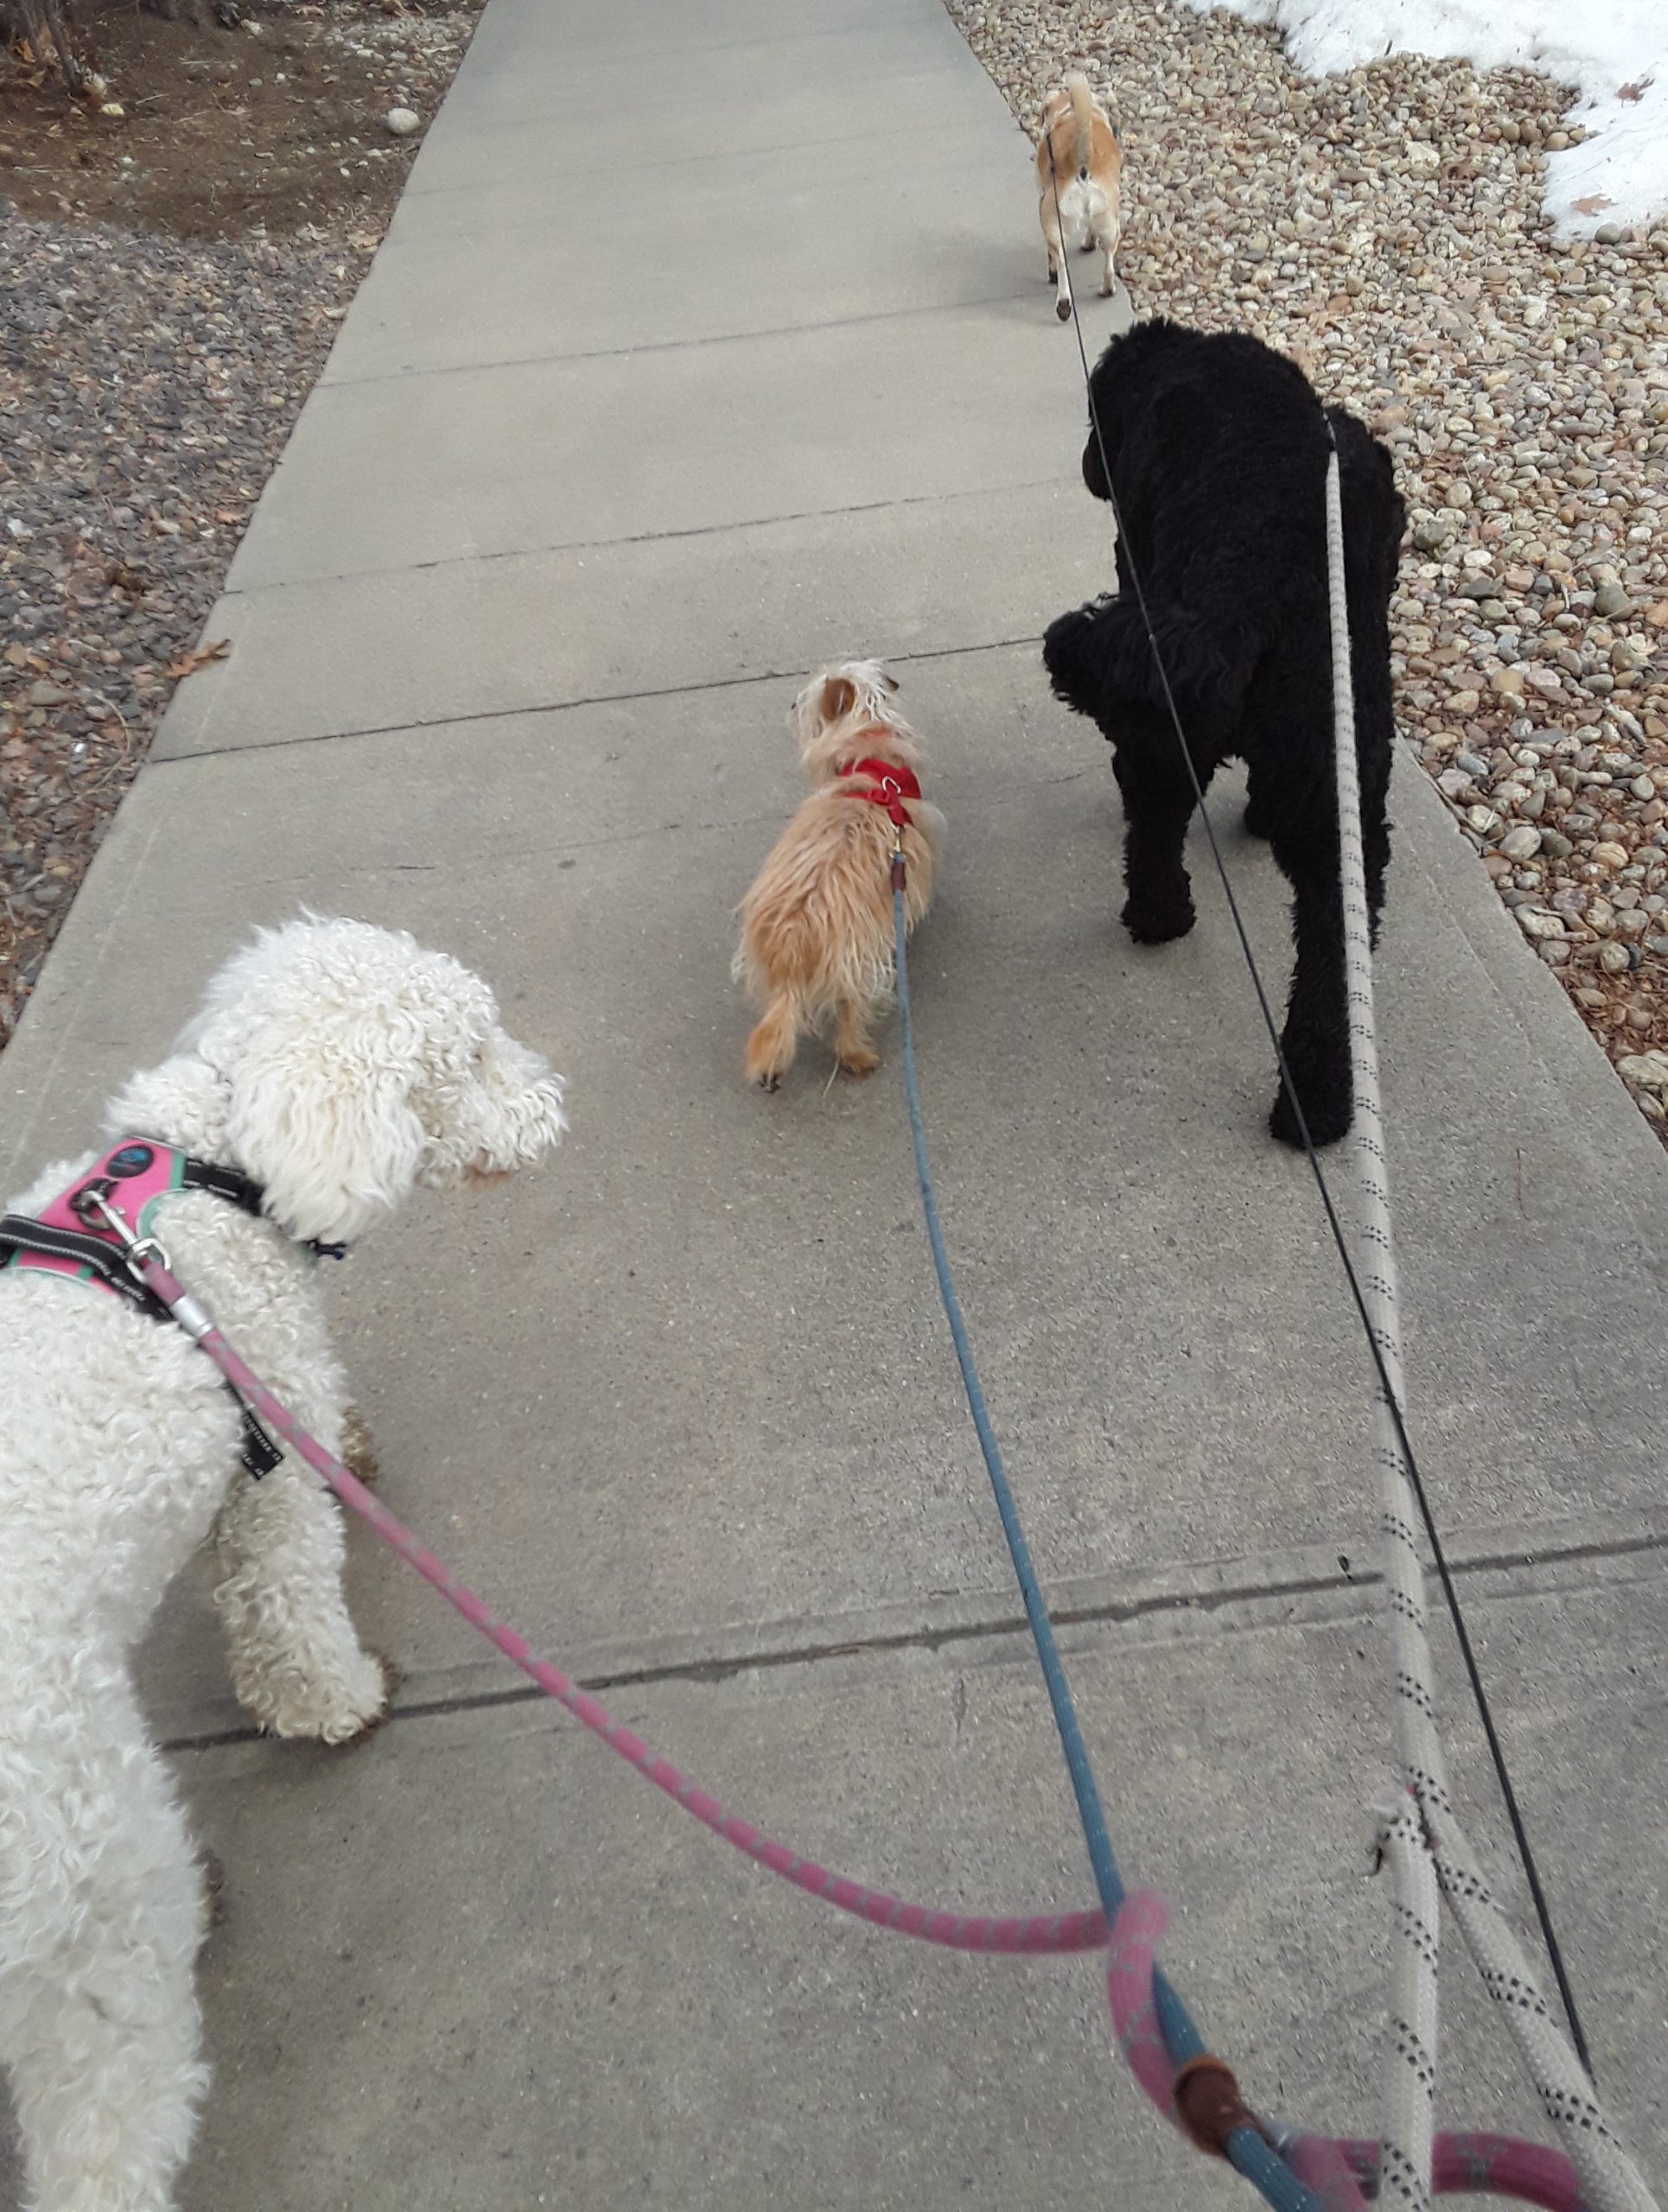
(72, 1181, 213, 1344)
(73, 1179, 283, 1476)
(72, 1180, 170, 1274)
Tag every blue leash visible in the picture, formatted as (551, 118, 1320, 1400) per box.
(890, 874, 1324, 2212)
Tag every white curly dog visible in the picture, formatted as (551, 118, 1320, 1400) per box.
(0, 915, 567, 2212)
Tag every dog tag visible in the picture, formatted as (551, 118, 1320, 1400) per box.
(238, 1408, 283, 1479)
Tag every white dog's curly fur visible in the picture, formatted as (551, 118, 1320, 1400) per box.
(0, 915, 566, 2212)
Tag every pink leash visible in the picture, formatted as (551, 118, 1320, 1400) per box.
(106, 1222, 1102, 1957)
(1105, 1893, 1595, 2210)
(67, 1185, 1595, 2205)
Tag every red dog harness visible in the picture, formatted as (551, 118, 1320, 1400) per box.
(836, 753, 922, 830)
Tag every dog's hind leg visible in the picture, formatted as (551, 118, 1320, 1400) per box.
(0, 1675, 208, 2212)
(211, 1455, 391, 1745)
(746, 991, 804, 1091)
(1354, 675, 1395, 951)
(1094, 210, 1120, 296)
(1111, 738, 1202, 944)
(1364, 798, 1391, 950)
(1267, 818, 1353, 1148)
(833, 999, 882, 1080)
(1243, 754, 1276, 840)
(1040, 194, 1070, 321)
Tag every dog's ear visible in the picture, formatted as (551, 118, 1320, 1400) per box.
(1046, 596, 1251, 739)
(221, 998, 429, 1247)
(1041, 602, 1111, 716)
(1082, 431, 1111, 502)
(1081, 391, 1124, 500)
(820, 673, 857, 725)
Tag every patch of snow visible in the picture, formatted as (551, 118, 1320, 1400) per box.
(1185, 0, 1666, 237)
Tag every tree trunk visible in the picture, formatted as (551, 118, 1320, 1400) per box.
(1, 0, 86, 92)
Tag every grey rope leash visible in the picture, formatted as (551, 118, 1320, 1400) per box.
(1041, 115, 1654, 2195)
(1323, 444, 1658, 2212)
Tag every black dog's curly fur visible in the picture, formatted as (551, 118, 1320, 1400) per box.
(1042, 319, 1405, 1146)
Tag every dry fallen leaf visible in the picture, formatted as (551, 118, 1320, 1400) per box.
(1616, 81, 1649, 103)
(165, 639, 232, 682)
(1572, 194, 1615, 215)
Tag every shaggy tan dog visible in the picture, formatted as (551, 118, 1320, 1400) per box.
(735, 660, 941, 1090)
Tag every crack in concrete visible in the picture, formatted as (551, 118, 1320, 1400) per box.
(153, 633, 1048, 767)
(162, 1522, 1668, 1755)
(213, 478, 1077, 601)
(319, 287, 1044, 393)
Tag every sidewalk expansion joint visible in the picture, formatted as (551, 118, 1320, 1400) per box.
(216, 477, 1079, 598)
(153, 635, 1049, 766)
(319, 287, 1042, 391)
(161, 1521, 1668, 1754)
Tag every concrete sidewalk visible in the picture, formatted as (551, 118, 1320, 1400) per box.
(3, 0, 1666, 2203)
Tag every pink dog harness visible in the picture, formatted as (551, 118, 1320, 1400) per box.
(2, 1139, 188, 1304)
(0, 1138, 340, 1474)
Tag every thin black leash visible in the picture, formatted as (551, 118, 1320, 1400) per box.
(1042, 136, 1595, 2081)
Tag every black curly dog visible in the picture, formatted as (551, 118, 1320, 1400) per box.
(1042, 320, 1404, 1147)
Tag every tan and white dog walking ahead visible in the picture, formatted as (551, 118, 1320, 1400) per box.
(1035, 72, 1123, 321)
(735, 660, 941, 1091)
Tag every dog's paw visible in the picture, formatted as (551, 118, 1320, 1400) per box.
(756, 1071, 781, 1093)
(837, 1047, 882, 1080)
(1123, 895, 1196, 945)
(322, 1653, 400, 1751)
(198, 1847, 229, 1934)
(340, 1406, 380, 1490)
(1055, 296, 1073, 322)
(257, 1648, 396, 1746)
(1269, 1082, 1352, 1150)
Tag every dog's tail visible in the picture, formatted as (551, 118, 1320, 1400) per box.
(1044, 595, 1254, 738)
(1064, 72, 1096, 177)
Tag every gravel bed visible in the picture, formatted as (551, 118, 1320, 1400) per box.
(0, 1, 479, 1056)
(947, 0, 1668, 1136)
(0, 221, 367, 1044)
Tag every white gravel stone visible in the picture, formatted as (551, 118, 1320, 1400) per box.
(1618, 1050, 1668, 1089)
(1517, 907, 1565, 939)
